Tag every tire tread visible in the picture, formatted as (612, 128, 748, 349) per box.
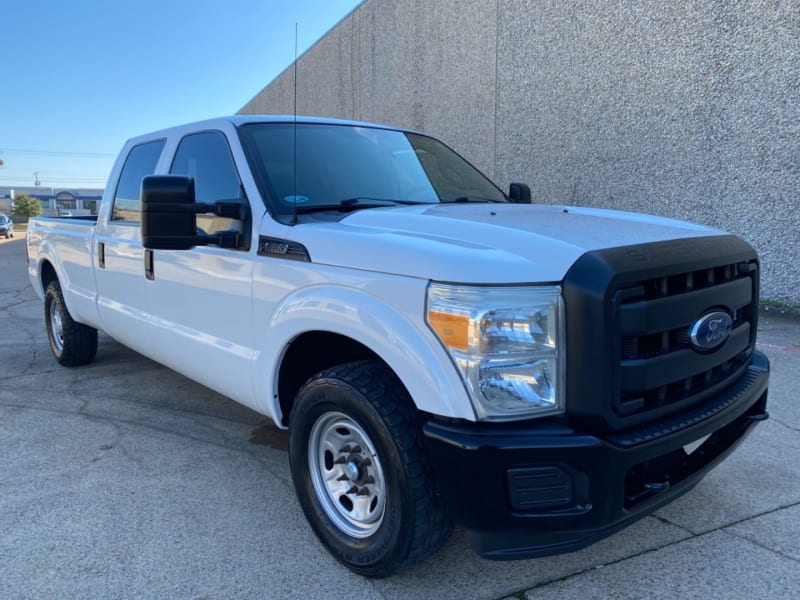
(45, 281, 98, 366)
(295, 360, 452, 577)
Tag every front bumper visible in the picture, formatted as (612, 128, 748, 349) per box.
(423, 351, 769, 560)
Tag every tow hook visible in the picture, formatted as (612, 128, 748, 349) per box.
(626, 479, 671, 506)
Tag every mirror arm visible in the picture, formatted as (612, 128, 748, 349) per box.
(143, 230, 239, 250)
(213, 201, 249, 220)
(143, 200, 247, 220)
(214, 231, 240, 249)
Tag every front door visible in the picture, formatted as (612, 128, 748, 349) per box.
(144, 130, 256, 407)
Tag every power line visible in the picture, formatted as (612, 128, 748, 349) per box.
(0, 147, 116, 158)
(0, 173, 106, 180)
(0, 176, 106, 184)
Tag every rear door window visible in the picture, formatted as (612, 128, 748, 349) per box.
(111, 140, 165, 222)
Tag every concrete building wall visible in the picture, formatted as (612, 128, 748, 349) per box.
(241, 0, 799, 306)
(241, 1, 499, 178)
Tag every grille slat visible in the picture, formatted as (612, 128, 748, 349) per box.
(618, 277, 752, 336)
(562, 235, 760, 433)
(614, 259, 757, 420)
(620, 325, 750, 393)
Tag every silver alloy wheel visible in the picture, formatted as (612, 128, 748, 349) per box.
(49, 300, 64, 352)
(308, 411, 386, 538)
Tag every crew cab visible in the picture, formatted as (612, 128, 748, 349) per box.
(26, 116, 770, 577)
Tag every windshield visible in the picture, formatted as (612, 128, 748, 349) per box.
(238, 123, 506, 219)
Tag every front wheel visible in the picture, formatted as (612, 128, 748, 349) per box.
(44, 281, 98, 366)
(289, 360, 451, 577)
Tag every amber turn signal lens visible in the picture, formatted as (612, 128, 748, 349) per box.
(427, 310, 469, 350)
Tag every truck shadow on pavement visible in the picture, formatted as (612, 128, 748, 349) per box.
(249, 423, 289, 451)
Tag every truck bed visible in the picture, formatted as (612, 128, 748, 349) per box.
(27, 215, 100, 329)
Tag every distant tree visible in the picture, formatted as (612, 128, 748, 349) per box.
(11, 193, 42, 218)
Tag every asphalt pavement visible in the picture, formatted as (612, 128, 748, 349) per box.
(1, 234, 798, 599)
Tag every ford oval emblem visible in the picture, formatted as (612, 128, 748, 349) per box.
(690, 311, 733, 350)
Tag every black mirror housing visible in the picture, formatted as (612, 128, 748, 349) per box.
(508, 182, 532, 204)
(141, 175, 201, 250)
(141, 175, 250, 250)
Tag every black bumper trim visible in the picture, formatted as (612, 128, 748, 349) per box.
(423, 351, 769, 560)
(608, 352, 768, 448)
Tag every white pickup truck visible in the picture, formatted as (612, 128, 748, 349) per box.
(27, 116, 770, 577)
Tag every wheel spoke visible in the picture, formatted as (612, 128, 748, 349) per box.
(49, 300, 64, 352)
(308, 411, 386, 538)
(351, 494, 377, 523)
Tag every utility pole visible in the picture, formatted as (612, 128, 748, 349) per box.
(33, 171, 41, 186)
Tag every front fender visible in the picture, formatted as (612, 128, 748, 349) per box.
(254, 283, 475, 425)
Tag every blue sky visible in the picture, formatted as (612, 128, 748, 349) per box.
(0, 0, 361, 190)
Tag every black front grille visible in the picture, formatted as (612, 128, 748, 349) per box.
(563, 235, 760, 432)
(614, 261, 757, 420)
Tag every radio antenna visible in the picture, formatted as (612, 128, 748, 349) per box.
(292, 22, 298, 224)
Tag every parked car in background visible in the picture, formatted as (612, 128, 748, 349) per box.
(0, 214, 13, 238)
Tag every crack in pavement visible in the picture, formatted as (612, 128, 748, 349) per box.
(502, 500, 800, 599)
(723, 528, 800, 565)
(771, 418, 800, 434)
(651, 513, 695, 536)
(0, 399, 294, 490)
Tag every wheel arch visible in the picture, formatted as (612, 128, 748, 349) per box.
(277, 331, 384, 426)
(30, 234, 66, 300)
(258, 284, 474, 427)
(40, 259, 59, 293)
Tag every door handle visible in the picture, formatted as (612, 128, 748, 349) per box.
(144, 249, 155, 280)
(98, 242, 105, 269)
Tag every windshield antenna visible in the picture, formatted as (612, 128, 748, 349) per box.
(292, 22, 298, 225)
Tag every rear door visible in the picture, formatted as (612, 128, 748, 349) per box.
(94, 139, 165, 351)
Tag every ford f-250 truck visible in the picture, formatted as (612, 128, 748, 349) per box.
(27, 116, 770, 577)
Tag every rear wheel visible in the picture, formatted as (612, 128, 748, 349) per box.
(288, 360, 451, 577)
(44, 281, 98, 366)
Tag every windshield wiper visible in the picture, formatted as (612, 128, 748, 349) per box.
(294, 197, 425, 215)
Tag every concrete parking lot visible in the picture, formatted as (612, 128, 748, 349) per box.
(1, 234, 799, 599)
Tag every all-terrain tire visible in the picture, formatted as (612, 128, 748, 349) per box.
(44, 280, 98, 366)
(288, 360, 452, 578)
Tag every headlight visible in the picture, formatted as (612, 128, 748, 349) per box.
(426, 283, 565, 421)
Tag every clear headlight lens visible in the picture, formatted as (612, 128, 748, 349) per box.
(426, 284, 565, 421)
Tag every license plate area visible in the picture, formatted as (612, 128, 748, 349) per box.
(683, 434, 712, 456)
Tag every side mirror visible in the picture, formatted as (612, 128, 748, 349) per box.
(141, 175, 248, 250)
(508, 182, 532, 204)
(141, 175, 198, 250)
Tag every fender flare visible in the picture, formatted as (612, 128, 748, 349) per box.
(33, 237, 99, 327)
(253, 284, 475, 424)
(33, 237, 64, 298)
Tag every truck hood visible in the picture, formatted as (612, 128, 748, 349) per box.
(291, 204, 725, 283)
